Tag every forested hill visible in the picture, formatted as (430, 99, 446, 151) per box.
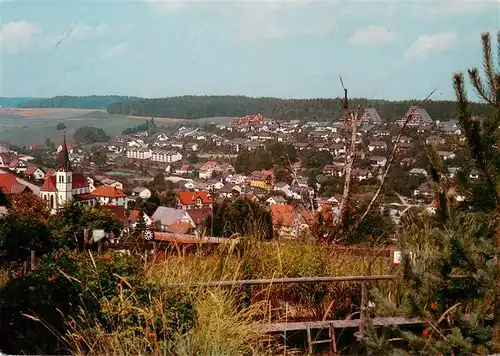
(106, 95, 493, 122)
(18, 95, 139, 109)
(0, 97, 41, 107)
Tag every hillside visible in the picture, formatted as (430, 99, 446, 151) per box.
(18, 95, 138, 109)
(106, 95, 494, 122)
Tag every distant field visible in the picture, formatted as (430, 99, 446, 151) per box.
(0, 108, 234, 146)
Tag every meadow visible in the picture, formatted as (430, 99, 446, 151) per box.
(0, 108, 233, 146)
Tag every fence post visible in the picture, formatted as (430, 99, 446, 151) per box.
(30, 250, 36, 271)
(359, 280, 367, 338)
(153, 242, 157, 254)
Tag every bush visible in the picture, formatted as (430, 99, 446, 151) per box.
(0, 250, 195, 354)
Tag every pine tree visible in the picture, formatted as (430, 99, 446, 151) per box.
(363, 31, 499, 355)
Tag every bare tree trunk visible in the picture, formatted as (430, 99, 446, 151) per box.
(337, 104, 360, 227)
(357, 89, 436, 224)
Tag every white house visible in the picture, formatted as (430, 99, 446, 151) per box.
(126, 147, 152, 160)
(151, 150, 182, 163)
(266, 196, 287, 205)
(132, 187, 152, 199)
(24, 166, 45, 180)
(92, 186, 128, 208)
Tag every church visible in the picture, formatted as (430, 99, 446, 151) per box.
(40, 137, 95, 213)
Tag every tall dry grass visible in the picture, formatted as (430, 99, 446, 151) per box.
(147, 238, 394, 323)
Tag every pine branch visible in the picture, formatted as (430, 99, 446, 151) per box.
(481, 32, 497, 103)
(468, 68, 494, 105)
(357, 88, 436, 225)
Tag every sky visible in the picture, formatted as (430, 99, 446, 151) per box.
(0, 0, 498, 100)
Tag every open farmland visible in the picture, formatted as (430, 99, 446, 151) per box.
(0, 108, 233, 146)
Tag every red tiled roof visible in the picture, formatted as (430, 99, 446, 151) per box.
(178, 191, 213, 205)
(167, 220, 192, 234)
(0, 172, 29, 194)
(24, 166, 41, 176)
(91, 186, 127, 198)
(74, 193, 95, 201)
(186, 208, 212, 225)
(41, 175, 57, 192)
(271, 204, 295, 227)
(101, 205, 128, 224)
(42, 171, 89, 190)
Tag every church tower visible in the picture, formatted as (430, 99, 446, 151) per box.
(55, 135, 73, 208)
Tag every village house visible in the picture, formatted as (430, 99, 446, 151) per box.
(0, 154, 12, 169)
(370, 156, 387, 167)
(218, 183, 242, 198)
(409, 168, 428, 177)
(437, 151, 456, 161)
(131, 187, 152, 199)
(329, 143, 346, 156)
(323, 164, 344, 177)
(8, 158, 28, 173)
(0, 171, 31, 194)
(199, 161, 219, 179)
(175, 164, 194, 176)
(177, 190, 213, 210)
(352, 168, 373, 181)
(266, 196, 287, 206)
(249, 170, 275, 191)
(24, 166, 45, 180)
(414, 182, 432, 197)
(151, 206, 190, 231)
(367, 141, 387, 152)
(0, 143, 9, 154)
(92, 186, 128, 208)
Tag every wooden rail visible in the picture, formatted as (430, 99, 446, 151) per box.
(166, 274, 397, 287)
(166, 274, 470, 353)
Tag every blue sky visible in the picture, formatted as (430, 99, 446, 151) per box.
(0, 0, 498, 100)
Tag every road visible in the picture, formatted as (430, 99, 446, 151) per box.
(16, 177, 41, 195)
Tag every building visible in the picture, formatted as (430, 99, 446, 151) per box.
(199, 161, 219, 180)
(132, 187, 152, 199)
(92, 186, 128, 208)
(8, 158, 27, 173)
(177, 190, 213, 210)
(126, 147, 152, 160)
(360, 108, 383, 125)
(398, 107, 433, 127)
(249, 170, 275, 191)
(39, 137, 94, 213)
(151, 150, 182, 163)
(24, 166, 45, 180)
(0, 171, 31, 194)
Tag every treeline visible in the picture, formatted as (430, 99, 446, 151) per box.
(18, 95, 139, 109)
(122, 118, 157, 135)
(0, 97, 40, 107)
(107, 95, 493, 121)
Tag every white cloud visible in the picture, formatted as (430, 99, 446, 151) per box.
(0, 21, 40, 54)
(349, 25, 394, 45)
(100, 42, 130, 62)
(404, 31, 458, 59)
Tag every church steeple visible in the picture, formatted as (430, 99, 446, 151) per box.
(57, 133, 72, 172)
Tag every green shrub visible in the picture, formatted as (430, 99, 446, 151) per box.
(0, 250, 195, 354)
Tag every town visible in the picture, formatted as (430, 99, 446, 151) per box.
(0, 105, 473, 240)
